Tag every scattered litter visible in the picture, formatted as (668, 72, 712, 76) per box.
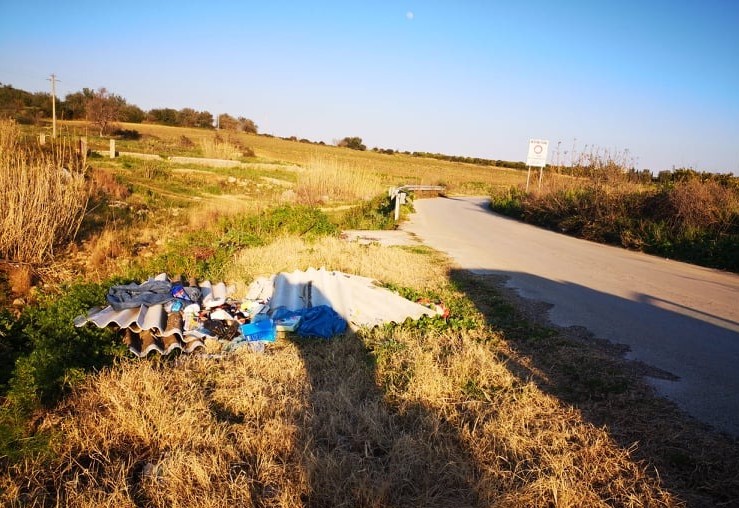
(239, 319, 277, 342)
(75, 268, 442, 357)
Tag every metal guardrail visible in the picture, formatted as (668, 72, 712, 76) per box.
(388, 185, 446, 199)
(388, 185, 446, 220)
(400, 184, 446, 192)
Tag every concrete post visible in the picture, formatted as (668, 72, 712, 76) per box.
(109, 138, 116, 158)
(79, 137, 87, 156)
(39, 133, 46, 146)
(394, 192, 406, 221)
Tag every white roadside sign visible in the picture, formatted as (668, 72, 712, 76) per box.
(526, 139, 549, 167)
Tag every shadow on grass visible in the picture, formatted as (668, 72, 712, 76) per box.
(448, 268, 739, 507)
(267, 274, 480, 506)
(291, 330, 480, 507)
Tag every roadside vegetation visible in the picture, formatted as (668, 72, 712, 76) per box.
(0, 119, 737, 506)
(490, 153, 739, 272)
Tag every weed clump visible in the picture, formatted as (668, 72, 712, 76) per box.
(337, 194, 399, 230)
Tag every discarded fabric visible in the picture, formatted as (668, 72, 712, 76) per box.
(271, 306, 347, 339)
(106, 279, 173, 310)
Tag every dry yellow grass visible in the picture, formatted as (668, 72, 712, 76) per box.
(199, 136, 243, 160)
(66, 121, 528, 194)
(294, 156, 385, 204)
(188, 196, 265, 231)
(227, 236, 445, 290)
(1, 238, 681, 507)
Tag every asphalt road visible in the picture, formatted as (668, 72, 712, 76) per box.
(403, 196, 739, 436)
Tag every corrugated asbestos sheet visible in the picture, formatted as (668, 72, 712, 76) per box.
(75, 273, 235, 357)
(76, 269, 439, 357)
(249, 267, 437, 328)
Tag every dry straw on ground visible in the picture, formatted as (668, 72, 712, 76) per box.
(1, 238, 681, 507)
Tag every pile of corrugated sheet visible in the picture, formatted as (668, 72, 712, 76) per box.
(75, 268, 441, 357)
(74, 273, 237, 357)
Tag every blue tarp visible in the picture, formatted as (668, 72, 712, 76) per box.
(271, 305, 347, 339)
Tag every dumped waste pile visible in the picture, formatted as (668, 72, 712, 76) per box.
(75, 268, 442, 356)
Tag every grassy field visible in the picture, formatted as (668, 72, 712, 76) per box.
(65, 121, 527, 194)
(1, 121, 738, 506)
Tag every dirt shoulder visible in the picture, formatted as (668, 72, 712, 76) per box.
(450, 269, 739, 507)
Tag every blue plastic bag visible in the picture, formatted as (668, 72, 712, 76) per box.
(271, 305, 347, 339)
(239, 319, 276, 342)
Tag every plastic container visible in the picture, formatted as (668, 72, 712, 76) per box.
(239, 318, 276, 342)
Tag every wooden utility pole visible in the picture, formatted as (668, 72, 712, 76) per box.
(48, 73, 59, 138)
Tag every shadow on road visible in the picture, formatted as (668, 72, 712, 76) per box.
(448, 268, 739, 507)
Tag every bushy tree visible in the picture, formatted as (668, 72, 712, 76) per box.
(0, 84, 52, 124)
(177, 108, 214, 128)
(237, 116, 258, 134)
(120, 103, 145, 123)
(177, 107, 199, 127)
(338, 136, 366, 151)
(195, 110, 214, 128)
(61, 88, 94, 120)
(217, 113, 238, 130)
(147, 108, 179, 125)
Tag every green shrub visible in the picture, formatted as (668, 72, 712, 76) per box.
(0, 308, 31, 392)
(5, 283, 125, 410)
(489, 187, 525, 218)
(222, 205, 338, 245)
(338, 195, 398, 230)
(490, 178, 739, 272)
(139, 205, 338, 281)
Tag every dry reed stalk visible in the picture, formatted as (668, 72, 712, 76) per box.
(0, 120, 89, 264)
(199, 137, 242, 160)
(295, 156, 384, 204)
(87, 229, 127, 270)
(188, 198, 263, 231)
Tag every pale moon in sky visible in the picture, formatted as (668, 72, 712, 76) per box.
(406, 11, 414, 20)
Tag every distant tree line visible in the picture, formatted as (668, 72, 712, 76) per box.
(0, 83, 257, 135)
(369, 145, 528, 170)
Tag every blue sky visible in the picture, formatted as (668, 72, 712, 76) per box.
(1, 0, 738, 173)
